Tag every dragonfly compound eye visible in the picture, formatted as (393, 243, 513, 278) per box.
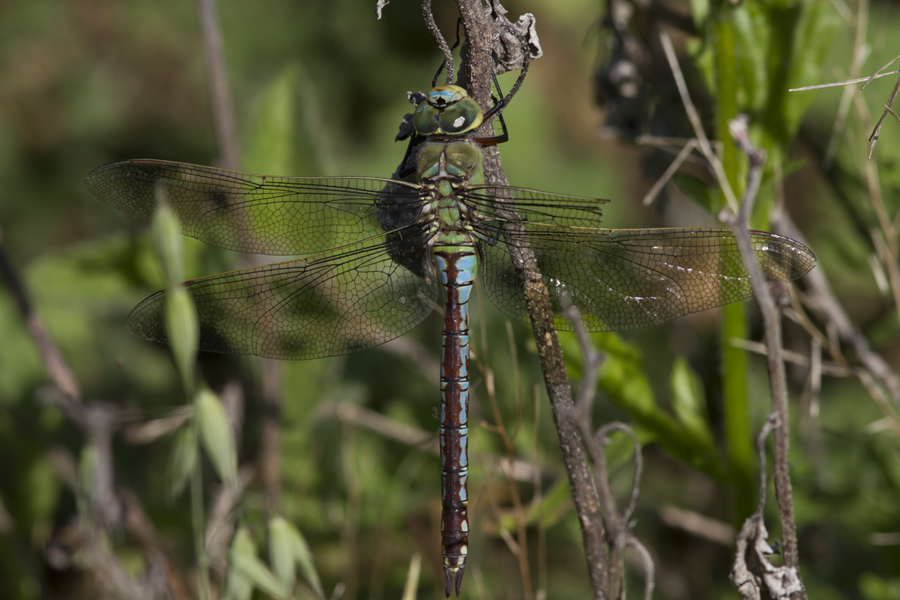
(415, 86, 484, 136)
(438, 98, 483, 134)
(413, 103, 442, 136)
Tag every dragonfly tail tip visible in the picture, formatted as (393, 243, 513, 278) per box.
(443, 564, 465, 597)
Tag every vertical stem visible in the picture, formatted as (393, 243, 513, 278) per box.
(712, 2, 754, 522)
(196, 0, 240, 170)
(726, 118, 802, 589)
(190, 414, 211, 600)
(453, 1, 609, 596)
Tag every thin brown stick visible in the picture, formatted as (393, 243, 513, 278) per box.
(195, 0, 287, 516)
(43, 414, 189, 599)
(659, 506, 734, 546)
(730, 415, 805, 599)
(455, 2, 608, 596)
(563, 301, 603, 417)
(778, 210, 900, 407)
(658, 31, 738, 213)
(826, 0, 869, 167)
(121, 490, 195, 600)
(423, 0, 454, 85)
(195, 0, 240, 170)
(481, 364, 535, 598)
(0, 225, 81, 406)
(723, 116, 805, 599)
(565, 295, 646, 599)
(641, 138, 698, 206)
(564, 300, 656, 600)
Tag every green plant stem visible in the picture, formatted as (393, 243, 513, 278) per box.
(712, 5, 755, 523)
(191, 412, 211, 600)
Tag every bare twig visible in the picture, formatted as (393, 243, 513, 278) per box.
(455, 2, 608, 596)
(659, 505, 734, 546)
(564, 295, 650, 599)
(562, 300, 603, 417)
(423, 0, 454, 85)
(326, 400, 544, 486)
(852, 97, 900, 322)
(121, 490, 195, 600)
(195, 0, 240, 170)
(723, 116, 805, 599)
(323, 401, 437, 450)
(788, 69, 900, 91)
(826, 1, 869, 167)
(779, 210, 900, 407)
(658, 31, 739, 213)
(730, 415, 805, 600)
(205, 466, 255, 571)
(626, 537, 656, 600)
(727, 338, 852, 378)
(259, 360, 283, 503)
(640, 138, 698, 206)
(478, 353, 535, 599)
(122, 407, 193, 444)
(0, 225, 81, 406)
(594, 422, 643, 523)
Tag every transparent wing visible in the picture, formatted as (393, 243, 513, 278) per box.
(462, 185, 608, 231)
(84, 159, 426, 256)
(463, 187, 815, 331)
(128, 231, 439, 359)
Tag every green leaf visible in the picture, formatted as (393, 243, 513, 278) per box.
(165, 285, 198, 390)
(231, 549, 288, 599)
(78, 444, 98, 507)
(497, 477, 572, 534)
(689, 0, 709, 29)
(673, 172, 718, 215)
(778, 1, 839, 134)
(669, 356, 712, 443)
(287, 520, 325, 599)
(858, 572, 900, 600)
(244, 66, 299, 176)
(165, 424, 197, 500)
(268, 515, 296, 594)
(223, 528, 257, 600)
(195, 387, 237, 486)
(562, 331, 725, 479)
(150, 196, 185, 286)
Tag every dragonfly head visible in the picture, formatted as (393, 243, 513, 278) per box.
(414, 85, 483, 137)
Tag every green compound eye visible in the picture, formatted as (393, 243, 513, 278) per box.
(413, 103, 441, 135)
(438, 98, 482, 134)
(413, 86, 484, 136)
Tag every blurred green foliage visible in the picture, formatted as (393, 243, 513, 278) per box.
(1, 1, 899, 599)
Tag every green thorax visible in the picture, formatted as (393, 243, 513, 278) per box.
(412, 141, 483, 246)
(407, 86, 486, 246)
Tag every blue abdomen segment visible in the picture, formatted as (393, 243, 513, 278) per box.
(433, 245, 478, 597)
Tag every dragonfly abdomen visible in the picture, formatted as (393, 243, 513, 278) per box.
(433, 243, 478, 597)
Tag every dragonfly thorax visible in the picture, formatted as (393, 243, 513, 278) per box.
(413, 85, 484, 136)
(416, 141, 483, 184)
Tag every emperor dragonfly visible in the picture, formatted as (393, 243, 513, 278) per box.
(85, 84, 816, 596)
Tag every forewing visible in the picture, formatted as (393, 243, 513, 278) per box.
(128, 233, 439, 359)
(478, 224, 816, 332)
(462, 185, 608, 231)
(85, 159, 425, 256)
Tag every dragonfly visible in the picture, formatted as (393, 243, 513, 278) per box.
(85, 84, 816, 596)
